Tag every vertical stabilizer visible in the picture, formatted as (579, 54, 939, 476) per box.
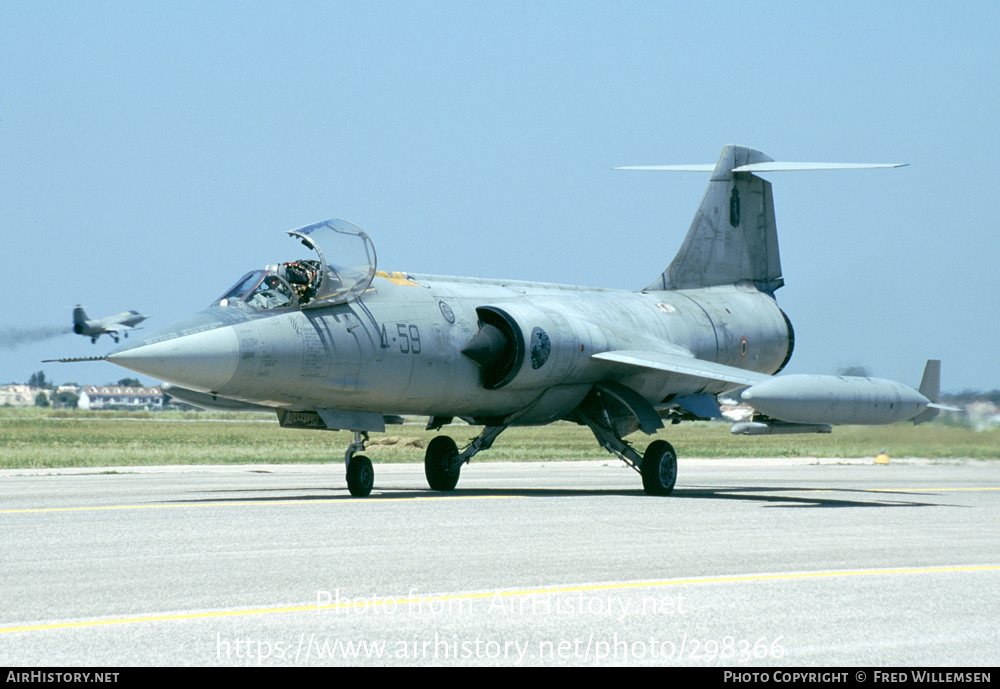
(618, 146, 905, 293)
(645, 145, 783, 293)
(913, 359, 942, 425)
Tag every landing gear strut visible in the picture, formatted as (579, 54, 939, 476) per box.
(420, 400, 678, 495)
(344, 431, 374, 497)
(424, 424, 507, 491)
(574, 403, 678, 496)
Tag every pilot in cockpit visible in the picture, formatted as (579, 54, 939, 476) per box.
(274, 260, 321, 304)
(246, 274, 297, 310)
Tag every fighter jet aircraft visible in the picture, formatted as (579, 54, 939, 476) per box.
(72, 306, 147, 344)
(79, 145, 955, 497)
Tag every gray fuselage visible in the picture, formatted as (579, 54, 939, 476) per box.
(110, 273, 792, 426)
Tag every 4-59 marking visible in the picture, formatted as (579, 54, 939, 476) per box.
(381, 323, 421, 354)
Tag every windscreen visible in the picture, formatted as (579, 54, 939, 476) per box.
(218, 271, 265, 303)
(214, 270, 298, 311)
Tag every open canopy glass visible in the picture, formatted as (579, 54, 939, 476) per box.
(214, 219, 377, 311)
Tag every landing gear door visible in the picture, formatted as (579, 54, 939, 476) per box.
(287, 219, 377, 307)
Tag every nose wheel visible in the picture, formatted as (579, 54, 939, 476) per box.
(345, 431, 374, 497)
(346, 454, 374, 497)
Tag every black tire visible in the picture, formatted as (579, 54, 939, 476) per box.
(425, 436, 461, 491)
(641, 440, 677, 496)
(346, 455, 374, 497)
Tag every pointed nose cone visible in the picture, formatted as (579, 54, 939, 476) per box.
(107, 325, 240, 393)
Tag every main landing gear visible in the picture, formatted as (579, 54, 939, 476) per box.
(424, 425, 507, 492)
(420, 421, 676, 496)
(640, 440, 678, 496)
(424, 436, 460, 491)
(573, 402, 678, 496)
(582, 418, 677, 495)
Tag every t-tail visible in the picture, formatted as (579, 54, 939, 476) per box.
(616, 145, 907, 294)
(913, 359, 960, 425)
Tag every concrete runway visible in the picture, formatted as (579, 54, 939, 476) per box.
(1, 458, 998, 666)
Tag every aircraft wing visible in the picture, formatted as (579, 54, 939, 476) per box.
(592, 350, 773, 387)
(101, 323, 140, 334)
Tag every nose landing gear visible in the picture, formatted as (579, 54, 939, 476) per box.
(344, 431, 373, 497)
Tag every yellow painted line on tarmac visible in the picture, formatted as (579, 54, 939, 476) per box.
(0, 494, 521, 514)
(802, 486, 1000, 494)
(867, 487, 1000, 492)
(3, 565, 999, 635)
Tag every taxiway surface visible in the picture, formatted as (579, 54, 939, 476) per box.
(2, 458, 998, 666)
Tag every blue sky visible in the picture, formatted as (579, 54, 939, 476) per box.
(2, 1, 997, 392)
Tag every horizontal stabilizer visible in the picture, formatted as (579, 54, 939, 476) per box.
(733, 162, 907, 172)
(927, 402, 962, 412)
(615, 162, 907, 173)
(613, 165, 716, 172)
(593, 350, 772, 387)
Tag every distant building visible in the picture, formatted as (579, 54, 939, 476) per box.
(78, 386, 164, 410)
(0, 385, 44, 407)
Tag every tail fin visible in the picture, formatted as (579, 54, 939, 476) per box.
(644, 145, 783, 293)
(913, 359, 942, 425)
(617, 145, 907, 293)
(72, 306, 88, 325)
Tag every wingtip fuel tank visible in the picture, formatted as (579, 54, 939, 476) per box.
(738, 362, 948, 429)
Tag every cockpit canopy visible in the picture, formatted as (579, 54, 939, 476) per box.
(214, 219, 377, 311)
(287, 219, 377, 307)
